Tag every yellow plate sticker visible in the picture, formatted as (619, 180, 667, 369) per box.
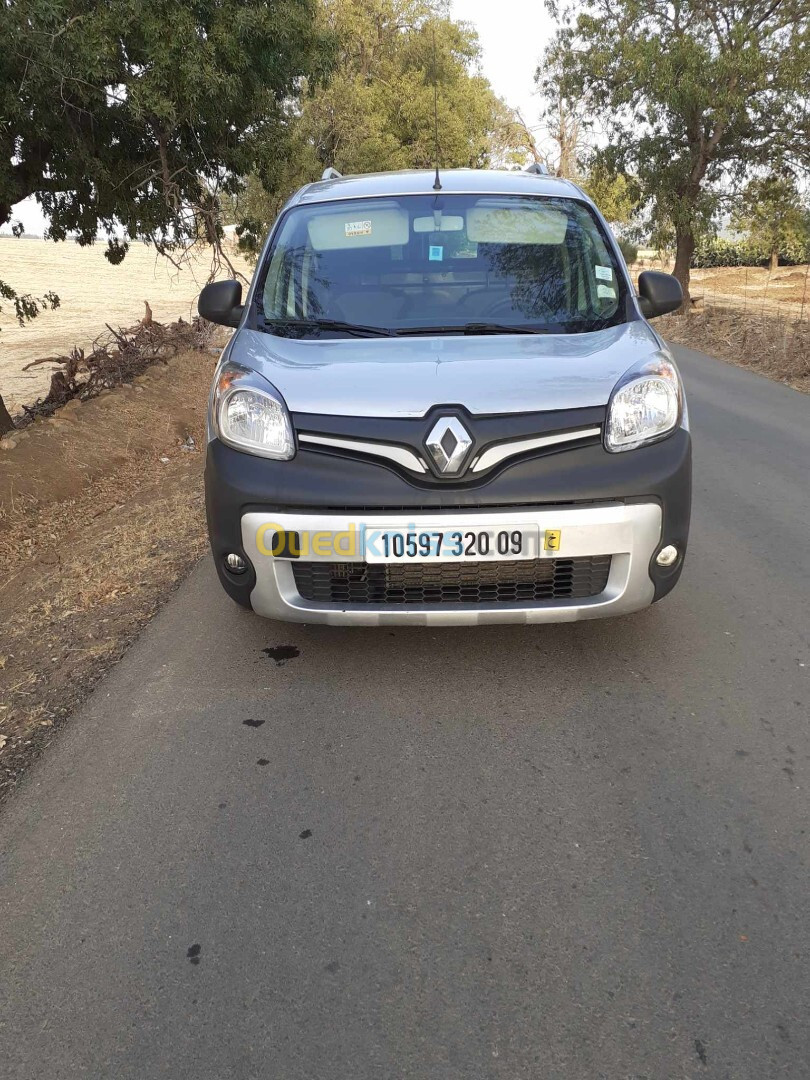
(544, 529, 562, 551)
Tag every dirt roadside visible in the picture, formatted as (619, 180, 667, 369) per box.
(657, 304, 810, 393)
(0, 350, 214, 803)
(631, 264, 810, 393)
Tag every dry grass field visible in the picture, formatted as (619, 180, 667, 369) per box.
(688, 264, 810, 316)
(0, 237, 251, 412)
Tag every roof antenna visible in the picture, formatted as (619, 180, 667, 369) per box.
(432, 26, 442, 192)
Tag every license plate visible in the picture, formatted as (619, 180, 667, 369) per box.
(364, 525, 541, 563)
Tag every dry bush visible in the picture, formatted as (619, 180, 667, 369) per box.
(659, 302, 810, 392)
(18, 315, 217, 421)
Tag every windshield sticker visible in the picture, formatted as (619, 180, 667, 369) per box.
(595, 265, 613, 281)
(597, 283, 617, 299)
(345, 220, 373, 238)
(429, 245, 444, 261)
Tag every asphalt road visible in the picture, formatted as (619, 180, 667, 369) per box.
(1, 345, 808, 1079)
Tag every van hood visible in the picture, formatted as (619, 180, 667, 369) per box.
(228, 321, 664, 418)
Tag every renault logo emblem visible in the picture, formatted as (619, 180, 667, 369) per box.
(425, 417, 473, 475)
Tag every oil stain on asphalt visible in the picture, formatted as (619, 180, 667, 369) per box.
(187, 944, 201, 966)
(262, 645, 300, 665)
(243, 718, 265, 728)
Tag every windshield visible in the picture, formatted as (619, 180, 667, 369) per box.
(257, 193, 628, 337)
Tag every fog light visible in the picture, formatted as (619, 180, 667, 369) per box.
(655, 544, 679, 567)
(225, 552, 247, 574)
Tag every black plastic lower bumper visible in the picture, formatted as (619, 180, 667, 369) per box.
(205, 427, 692, 609)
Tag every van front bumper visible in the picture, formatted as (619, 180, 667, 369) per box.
(238, 503, 662, 625)
(205, 426, 691, 624)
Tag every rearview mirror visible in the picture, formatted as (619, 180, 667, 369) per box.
(413, 215, 465, 233)
(198, 280, 243, 328)
(637, 270, 683, 319)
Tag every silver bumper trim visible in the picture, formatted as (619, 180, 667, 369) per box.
(240, 503, 662, 625)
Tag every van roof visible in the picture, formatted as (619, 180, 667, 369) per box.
(288, 168, 589, 208)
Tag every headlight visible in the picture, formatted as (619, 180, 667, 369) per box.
(605, 355, 682, 453)
(213, 361, 295, 459)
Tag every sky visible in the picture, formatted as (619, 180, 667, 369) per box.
(4, 1, 554, 236)
(450, 0, 553, 126)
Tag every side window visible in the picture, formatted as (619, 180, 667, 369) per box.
(264, 242, 315, 319)
(263, 245, 289, 317)
(579, 215, 620, 315)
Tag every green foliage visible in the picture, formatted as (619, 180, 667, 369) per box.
(0, 0, 333, 255)
(305, 0, 508, 171)
(0, 277, 60, 325)
(692, 238, 767, 267)
(580, 167, 637, 225)
(782, 234, 810, 265)
(730, 174, 810, 266)
(692, 236, 810, 268)
(617, 238, 639, 266)
(232, 0, 522, 252)
(0, 0, 333, 424)
(542, 0, 810, 296)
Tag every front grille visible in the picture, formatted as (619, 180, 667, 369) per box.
(292, 556, 612, 606)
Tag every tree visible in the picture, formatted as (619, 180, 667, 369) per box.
(231, 0, 523, 252)
(0, 0, 333, 431)
(579, 168, 636, 226)
(531, 52, 637, 225)
(541, 0, 810, 305)
(731, 174, 810, 271)
(302, 0, 514, 172)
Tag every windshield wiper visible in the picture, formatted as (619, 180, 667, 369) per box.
(396, 322, 547, 336)
(263, 318, 393, 338)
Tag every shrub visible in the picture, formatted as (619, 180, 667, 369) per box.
(617, 238, 639, 265)
(692, 237, 810, 268)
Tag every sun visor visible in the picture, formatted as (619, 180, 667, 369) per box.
(308, 207, 410, 250)
(467, 204, 569, 245)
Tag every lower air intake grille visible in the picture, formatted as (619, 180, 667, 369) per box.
(292, 556, 612, 606)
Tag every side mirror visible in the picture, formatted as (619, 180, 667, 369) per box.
(198, 280, 244, 328)
(637, 270, 683, 319)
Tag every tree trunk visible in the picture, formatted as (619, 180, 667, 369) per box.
(672, 226, 694, 313)
(0, 393, 16, 436)
(770, 249, 779, 272)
